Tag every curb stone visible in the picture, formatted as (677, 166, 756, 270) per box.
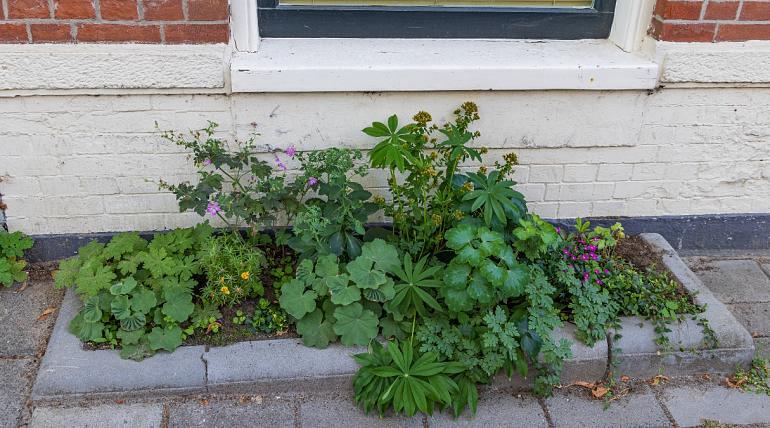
(31, 234, 755, 401)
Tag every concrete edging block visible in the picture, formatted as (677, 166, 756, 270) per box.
(31, 233, 755, 400)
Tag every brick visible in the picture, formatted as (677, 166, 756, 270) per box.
(142, 0, 183, 20)
(76, 24, 161, 43)
(659, 1, 703, 20)
(100, 0, 139, 20)
(54, 0, 95, 18)
(657, 22, 716, 42)
(529, 165, 563, 183)
(741, 2, 770, 20)
(597, 164, 632, 181)
(563, 165, 597, 182)
(30, 24, 72, 43)
(0, 24, 28, 43)
(705, 1, 739, 20)
(188, 0, 229, 20)
(717, 23, 770, 41)
(7, 0, 50, 18)
(164, 23, 229, 43)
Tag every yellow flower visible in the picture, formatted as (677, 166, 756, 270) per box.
(241, 271, 250, 280)
(221, 286, 230, 295)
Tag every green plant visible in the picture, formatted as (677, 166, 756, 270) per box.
(728, 357, 770, 395)
(288, 149, 377, 261)
(249, 298, 288, 334)
(279, 239, 401, 348)
(55, 224, 212, 360)
(0, 230, 34, 287)
(158, 123, 314, 236)
(232, 310, 247, 325)
(365, 103, 526, 259)
(199, 232, 266, 307)
(353, 340, 467, 417)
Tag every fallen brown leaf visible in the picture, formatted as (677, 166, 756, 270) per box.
(37, 307, 57, 321)
(620, 375, 630, 383)
(571, 381, 596, 389)
(725, 377, 745, 389)
(199, 399, 210, 406)
(702, 373, 711, 381)
(15, 281, 28, 293)
(650, 374, 669, 386)
(114, 399, 125, 404)
(591, 386, 610, 399)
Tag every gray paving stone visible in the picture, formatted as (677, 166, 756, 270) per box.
(728, 303, 770, 337)
(428, 393, 547, 427)
(29, 403, 163, 428)
(0, 359, 31, 428)
(545, 385, 670, 428)
(168, 398, 295, 428)
(756, 337, 770, 359)
(692, 259, 770, 304)
(0, 280, 62, 356)
(661, 385, 770, 427)
(301, 394, 422, 428)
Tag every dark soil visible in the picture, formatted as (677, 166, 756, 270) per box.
(615, 234, 692, 302)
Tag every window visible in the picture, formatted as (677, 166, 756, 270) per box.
(256, 0, 617, 39)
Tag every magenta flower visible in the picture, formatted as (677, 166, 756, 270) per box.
(555, 227, 561, 233)
(202, 159, 212, 166)
(285, 145, 297, 158)
(276, 159, 287, 171)
(597, 279, 604, 286)
(206, 201, 222, 217)
(307, 177, 318, 187)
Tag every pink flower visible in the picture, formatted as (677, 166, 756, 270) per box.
(202, 159, 212, 166)
(555, 227, 561, 233)
(276, 159, 287, 171)
(206, 201, 222, 217)
(307, 177, 318, 187)
(285, 145, 297, 157)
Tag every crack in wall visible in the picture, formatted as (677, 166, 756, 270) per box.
(0, 177, 7, 231)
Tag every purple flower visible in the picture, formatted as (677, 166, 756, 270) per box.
(555, 227, 561, 233)
(604, 269, 610, 275)
(562, 248, 570, 255)
(583, 272, 590, 282)
(285, 145, 297, 157)
(307, 176, 318, 187)
(276, 159, 287, 171)
(581, 254, 589, 261)
(206, 201, 222, 217)
(597, 279, 604, 286)
(594, 268, 600, 274)
(202, 159, 212, 166)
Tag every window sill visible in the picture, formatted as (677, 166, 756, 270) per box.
(230, 38, 659, 92)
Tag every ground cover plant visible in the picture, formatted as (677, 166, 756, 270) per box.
(0, 229, 33, 287)
(54, 102, 714, 417)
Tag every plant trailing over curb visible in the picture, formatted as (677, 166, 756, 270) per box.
(54, 102, 716, 418)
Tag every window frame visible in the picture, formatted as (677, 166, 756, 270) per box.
(254, 0, 615, 39)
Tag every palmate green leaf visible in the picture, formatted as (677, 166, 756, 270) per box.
(296, 308, 337, 348)
(456, 245, 482, 267)
(314, 254, 339, 277)
(327, 274, 361, 306)
(110, 277, 138, 295)
(75, 260, 117, 296)
(103, 232, 146, 261)
(501, 264, 528, 298)
(130, 287, 157, 314)
(82, 295, 103, 323)
(358, 239, 400, 273)
(54, 257, 81, 289)
(147, 326, 183, 352)
(119, 313, 146, 331)
(445, 225, 475, 250)
(69, 312, 105, 342)
(279, 279, 318, 319)
(161, 287, 195, 323)
(479, 259, 505, 287)
(333, 302, 378, 346)
(116, 328, 144, 345)
(362, 279, 395, 302)
(0, 231, 33, 258)
(467, 272, 493, 304)
(110, 295, 131, 320)
(441, 283, 473, 313)
(119, 339, 154, 361)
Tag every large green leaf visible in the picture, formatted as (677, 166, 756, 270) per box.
(445, 225, 475, 250)
(278, 279, 318, 319)
(130, 287, 157, 314)
(441, 284, 473, 313)
(147, 326, 183, 352)
(68, 312, 104, 342)
(500, 264, 528, 298)
(110, 277, 138, 295)
(361, 279, 395, 302)
(103, 232, 146, 261)
(467, 272, 493, 304)
(75, 261, 116, 296)
(479, 260, 505, 287)
(110, 295, 132, 320)
(82, 295, 103, 323)
(116, 328, 145, 345)
(333, 303, 379, 346)
(327, 275, 361, 306)
(161, 287, 194, 323)
(314, 254, 339, 277)
(360, 239, 400, 272)
(296, 308, 337, 348)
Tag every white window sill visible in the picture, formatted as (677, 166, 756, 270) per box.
(230, 38, 659, 92)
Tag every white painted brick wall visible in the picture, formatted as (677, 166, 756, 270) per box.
(2, 88, 770, 235)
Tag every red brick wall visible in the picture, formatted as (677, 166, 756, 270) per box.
(651, 0, 770, 41)
(0, 0, 228, 43)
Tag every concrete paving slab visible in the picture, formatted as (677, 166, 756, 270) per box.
(728, 303, 770, 337)
(691, 259, 770, 304)
(0, 280, 62, 356)
(168, 398, 296, 428)
(29, 403, 163, 428)
(761, 263, 770, 279)
(300, 393, 422, 428)
(427, 393, 547, 427)
(0, 358, 31, 428)
(661, 385, 770, 427)
(545, 385, 670, 428)
(32, 290, 206, 399)
(756, 337, 770, 359)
